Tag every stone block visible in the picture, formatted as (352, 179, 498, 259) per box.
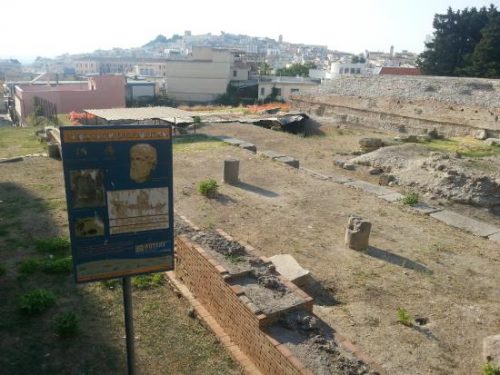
(430, 210, 500, 237)
(269, 254, 311, 287)
(378, 192, 404, 203)
(223, 159, 239, 185)
(345, 180, 393, 196)
(239, 142, 257, 153)
(47, 143, 61, 159)
(223, 138, 244, 146)
(409, 202, 442, 215)
(260, 150, 286, 160)
(345, 215, 372, 251)
(274, 156, 299, 168)
(483, 335, 500, 364)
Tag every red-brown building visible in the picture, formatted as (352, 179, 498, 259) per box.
(14, 75, 126, 124)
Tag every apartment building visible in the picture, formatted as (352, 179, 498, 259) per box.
(14, 75, 125, 123)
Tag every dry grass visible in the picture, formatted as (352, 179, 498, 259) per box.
(0, 128, 241, 375)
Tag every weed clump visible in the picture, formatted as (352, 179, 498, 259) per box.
(198, 179, 219, 198)
(397, 307, 413, 327)
(19, 289, 56, 315)
(54, 311, 79, 338)
(35, 237, 70, 255)
(41, 256, 72, 274)
(0, 263, 6, 276)
(132, 273, 164, 290)
(18, 258, 40, 275)
(483, 361, 500, 375)
(401, 192, 419, 205)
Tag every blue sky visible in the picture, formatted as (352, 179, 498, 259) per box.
(2, 0, 497, 62)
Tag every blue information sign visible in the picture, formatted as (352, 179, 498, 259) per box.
(60, 125, 174, 283)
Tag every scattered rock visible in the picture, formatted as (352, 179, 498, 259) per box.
(187, 307, 196, 318)
(369, 167, 383, 175)
(485, 138, 500, 146)
(334, 159, 345, 168)
(378, 174, 393, 186)
(414, 316, 429, 326)
(475, 129, 488, 140)
(343, 163, 356, 171)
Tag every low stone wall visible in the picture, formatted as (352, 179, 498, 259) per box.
(175, 235, 313, 375)
(293, 96, 500, 138)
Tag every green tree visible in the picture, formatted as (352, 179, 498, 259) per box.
(258, 62, 272, 76)
(417, 5, 499, 77)
(469, 13, 500, 77)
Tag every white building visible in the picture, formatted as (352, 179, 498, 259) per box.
(258, 77, 318, 101)
(330, 62, 367, 78)
(165, 47, 249, 102)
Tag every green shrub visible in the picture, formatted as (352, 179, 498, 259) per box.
(41, 256, 72, 274)
(401, 192, 419, 205)
(483, 362, 500, 375)
(132, 273, 164, 290)
(35, 237, 70, 255)
(198, 179, 219, 198)
(397, 307, 413, 327)
(18, 258, 41, 275)
(19, 289, 56, 315)
(0, 263, 6, 276)
(54, 311, 79, 338)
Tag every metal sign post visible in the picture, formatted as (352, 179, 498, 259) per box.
(123, 277, 136, 375)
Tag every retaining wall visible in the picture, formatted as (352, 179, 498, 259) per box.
(293, 96, 500, 138)
(175, 235, 314, 375)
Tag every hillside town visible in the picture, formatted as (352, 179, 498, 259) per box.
(1, 31, 420, 126)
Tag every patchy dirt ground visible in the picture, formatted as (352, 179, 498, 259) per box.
(176, 123, 500, 375)
(0, 155, 240, 375)
(2, 123, 499, 375)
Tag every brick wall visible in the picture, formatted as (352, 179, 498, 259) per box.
(175, 235, 313, 375)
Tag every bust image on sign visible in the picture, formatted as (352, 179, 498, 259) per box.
(130, 143, 157, 183)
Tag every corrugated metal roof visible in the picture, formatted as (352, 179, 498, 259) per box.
(84, 107, 196, 121)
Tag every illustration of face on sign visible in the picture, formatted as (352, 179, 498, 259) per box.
(130, 143, 157, 183)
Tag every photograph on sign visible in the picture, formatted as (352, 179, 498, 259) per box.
(60, 125, 174, 283)
(108, 187, 169, 234)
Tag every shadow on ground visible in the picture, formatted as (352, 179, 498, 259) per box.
(235, 181, 279, 198)
(0, 182, 124, 375)
(364, 246, 432, 274)
(301, 277, 341, 307)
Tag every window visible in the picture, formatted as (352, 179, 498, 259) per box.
(291, 88, 299, 93)
(356, 68, 361, 74)
(275, 88, 282, 96)
(233, 70, 237, 77)
(260, 87, 265, 96)
(350, 68, 355, 74)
